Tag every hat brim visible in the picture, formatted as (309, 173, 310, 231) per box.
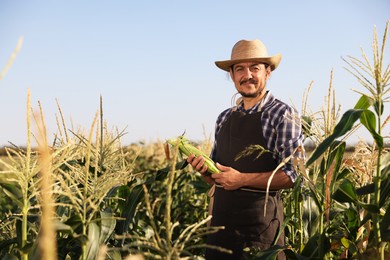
(215, 54, 282, 72)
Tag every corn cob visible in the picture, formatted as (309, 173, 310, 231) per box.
(167, 136, 220, 174)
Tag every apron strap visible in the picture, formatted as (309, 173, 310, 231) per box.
(215, 184, 279, 195)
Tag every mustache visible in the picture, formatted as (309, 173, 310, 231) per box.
(240, 78, 258, 85)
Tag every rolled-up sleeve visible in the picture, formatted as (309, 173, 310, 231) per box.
(273, 107, 305, 183)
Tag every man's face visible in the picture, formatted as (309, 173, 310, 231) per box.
(230, 62, 270, 98)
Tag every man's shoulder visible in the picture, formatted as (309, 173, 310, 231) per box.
(267, 96, 298, 114)
(217, 107, 234, 118)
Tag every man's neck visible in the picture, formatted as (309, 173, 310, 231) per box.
(242, 91, 267, 110)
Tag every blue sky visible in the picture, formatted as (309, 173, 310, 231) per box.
(0, 1, 389, 147)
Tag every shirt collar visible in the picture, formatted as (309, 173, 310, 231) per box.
(236, 91, 271, 113)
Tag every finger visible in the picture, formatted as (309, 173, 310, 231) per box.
(192, 156, 204, 169)
(202, 164, 208, 173)
(216, 162, 226, 171)
(195, 159, 205, 172)
(199, 163, 209, 174)
(186, 154, 195, 163)
(211, 173, 220, 179)
(193, 155, 204, 163)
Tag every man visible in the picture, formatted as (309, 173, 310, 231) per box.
(187, 39, 304, 259)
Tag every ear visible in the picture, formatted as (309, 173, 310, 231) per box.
(265, 66, 271, 80)
(229, 69, 234, 81)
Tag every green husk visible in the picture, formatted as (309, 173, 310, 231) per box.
(167, 136, 220, 174)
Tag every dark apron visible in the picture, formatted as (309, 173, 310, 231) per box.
(206, 110, 285, 260)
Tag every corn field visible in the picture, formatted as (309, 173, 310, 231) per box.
(0, 22, 389, 260)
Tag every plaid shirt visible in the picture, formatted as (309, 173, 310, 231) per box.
(211, 91, 304, 183)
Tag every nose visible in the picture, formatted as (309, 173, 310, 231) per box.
(244, 68, 253, 79)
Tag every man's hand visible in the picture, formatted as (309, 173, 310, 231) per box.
(187, 154, 214, 185)
(212, 163, 243, 190)
(213, 163, 294, 190)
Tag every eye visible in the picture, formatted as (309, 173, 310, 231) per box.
(251, 65, 261, 72)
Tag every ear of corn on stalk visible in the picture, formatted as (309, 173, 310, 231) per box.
(167, 136, 220, 174)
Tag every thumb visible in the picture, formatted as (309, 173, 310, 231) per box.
(216, 162, 228, 171)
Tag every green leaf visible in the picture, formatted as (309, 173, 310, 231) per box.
(340, 237, 351, 249)
(157, 159, 189, 174)
(359, 109, 376, 132)
(306, 108, 383, 166)
(356, 183, 375, 195)
(359, 203, 380, 213)
(190, 178, 211, 194)
(57, 235, 87, 259)
(1, 183, 23, 208)
(99, 209, 116, 244)
(116, 185, 144, 235)
(381, 153, 390, 172)
(353, 95, 372, 109)
(300, 233, 330, 258)
(340, 237, 358, 255)
(284, 249, 311, 260)
(0, 238, 18, 253)
(86, 222, 100, 259)
(2, 254, 19, 260)
(327, 141, 346, 193)
(332, 179, 358, 203)
(306, 109, 363, 166)
(359, 110, 383, 148)
(381, 202, 390, 241)
(374, 99, 384, 116)
(345, 208, 358, 228)
(64, 214, 83, 234)
(336, 168, 351, 181)
(307, 183, 323, 214)
(379, 161, 390, 207)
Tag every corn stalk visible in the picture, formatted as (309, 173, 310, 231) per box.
(53, 97, 134, 259)
(307, 20, 390, 259)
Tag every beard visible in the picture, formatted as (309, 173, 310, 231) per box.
(239, 90, 261, 98)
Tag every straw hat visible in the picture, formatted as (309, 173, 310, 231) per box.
(215, 39, 282, 71)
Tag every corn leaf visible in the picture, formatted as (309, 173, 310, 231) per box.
(283, 250, 312, 260)
(354, 95, 372, 109)
(300, 233, 330, 259)
(116, 185, 144, 235)
(381, 202, 390, 241)
(332, 179, 358, 203)
(99, 210, 116, 244)
(86, 222, 100, 259)
(306, 108, 383, 166)
(359, 203, 380, 214)
(0, 183, 23, 208)
(326, 141, 346, 194)
(1, 253, 19, 260)
(359, 109, 383, 148)
(379, 161, 390, 207)
(374, 99, 385, 116)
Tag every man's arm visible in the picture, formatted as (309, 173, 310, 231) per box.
(187, 155, 293, 190)
(212, 163, 293, 190)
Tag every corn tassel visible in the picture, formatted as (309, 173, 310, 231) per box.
(167, 136, 220, 174)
